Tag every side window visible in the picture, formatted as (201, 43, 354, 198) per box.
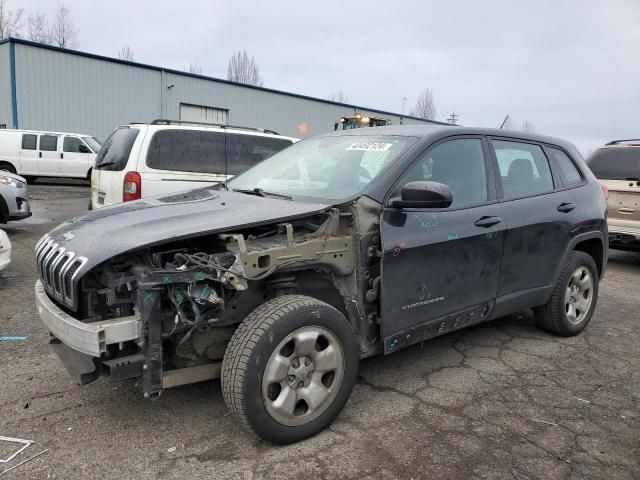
(39, 135, 58, 152)
(225, 134, 293, 175)
(146, 129, 226, 173)
(63, 136, 83, 153)
(21, 134, 37, 150)
(492, 140, 554, 199)
(548, 147, 583, 186)
(397, 138, 487, 208)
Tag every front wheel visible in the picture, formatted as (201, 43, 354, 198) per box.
(221, 295, 359, 444)
(534, 251, 599, 336)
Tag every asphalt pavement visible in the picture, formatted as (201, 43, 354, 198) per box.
(0, 183, 638, 479)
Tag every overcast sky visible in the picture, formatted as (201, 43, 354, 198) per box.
(13, 0, 640, 155)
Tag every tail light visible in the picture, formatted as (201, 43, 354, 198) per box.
(123, 171, 141, 202)
(599, 182, 609, 200)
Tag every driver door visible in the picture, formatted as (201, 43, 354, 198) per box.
(380, 137, 505, 351)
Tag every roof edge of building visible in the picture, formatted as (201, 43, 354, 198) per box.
(0, 37, 450, 126)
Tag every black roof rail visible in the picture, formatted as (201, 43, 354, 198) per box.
(605, 139, 640, 145)
(144, 119, 280, 135)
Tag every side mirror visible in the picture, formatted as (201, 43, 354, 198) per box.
(78, 144, 90, 153)
(391, 181, 453, 209)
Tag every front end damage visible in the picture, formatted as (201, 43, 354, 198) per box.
(35, 198, 383, 397)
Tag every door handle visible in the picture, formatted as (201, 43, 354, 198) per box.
(474, 216, 501, 228)
(60, 153, 64, 159)
(557, 202, 575, 213)
(38, 151, 42, 158)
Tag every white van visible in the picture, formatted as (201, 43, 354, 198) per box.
(90, 121, 297, 209)
(0, 129, 102, 181)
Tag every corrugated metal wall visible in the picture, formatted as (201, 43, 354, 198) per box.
(0, 43, 13, 127)
(14, 43, 162, 140)
(1, 39, 441, 141)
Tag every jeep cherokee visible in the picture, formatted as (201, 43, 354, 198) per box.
(34, 126, 607, 444)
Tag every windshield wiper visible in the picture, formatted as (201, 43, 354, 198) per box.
(233, 187, 292, 200)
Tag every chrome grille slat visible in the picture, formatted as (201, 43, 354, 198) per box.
(52, 253, 70, 294)
(44, 247, 61, 286)
(34, 234, 86, 311)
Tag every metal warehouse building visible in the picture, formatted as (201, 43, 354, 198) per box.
(0, 37, 443, 141)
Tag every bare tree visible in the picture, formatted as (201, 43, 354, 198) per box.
(48, 3, 78, 48)
(188, 62, 202, 74)
(412, 88, 437, 120)
(328, 91, 349, 103)
(0, 0, 24, 38)
(521, 120, 535, 133)
(227, 49, 263, 86)
(26, 11, 49, 43)
(118, 45, 134, 61)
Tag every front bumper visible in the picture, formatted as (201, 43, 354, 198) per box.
(35, 280, 142, 357)
(0, 184, 31, 221)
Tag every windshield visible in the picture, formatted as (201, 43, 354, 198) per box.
(588, 147, 640, 180)
(95, 127, 140, 171)
(82, 136, 102, 153)
(228, 135, 415, 201)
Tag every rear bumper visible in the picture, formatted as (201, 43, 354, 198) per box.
(35, 280, 142, 357)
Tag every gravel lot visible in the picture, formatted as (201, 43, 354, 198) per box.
(1, 183, 638, 479)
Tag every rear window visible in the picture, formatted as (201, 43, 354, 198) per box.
(146, 129, 226, 173)
(226, 134, 293, 175)
(588, 147, 640, 180)
(95, 127, 140, 171)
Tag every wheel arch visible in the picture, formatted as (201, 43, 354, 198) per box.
(573, 237, 605, 278)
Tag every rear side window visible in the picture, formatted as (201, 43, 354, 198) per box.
(492, 140, 554, 199)
(40, 135, 58, 151)
(146, 129, 226, 174)
(21, 134, 37, 150)
(63, 136, 84, 153)
(548, 147, 583, 186)
(588, 147, 640, 180)
(95, 127, 140, 171)
(226, 134, 293, 175)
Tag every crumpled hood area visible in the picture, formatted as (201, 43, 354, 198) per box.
(44, 188, 331, 274)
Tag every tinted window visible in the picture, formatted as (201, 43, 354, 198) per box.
(95, 127, 140, 171)
(588, 147, 640, 180)
(548, 147, 582, 186)
(492, 140, 554, 199)
(226, 134, 293, 175)
(63, 136, 83, 153)
(398, 138, 487, 207)
(40, 135, 58, 151)
(146, 129, 226, 174)
(21, 134, 36, 150)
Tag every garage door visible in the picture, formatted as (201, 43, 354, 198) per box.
(180, 103, 229, 124)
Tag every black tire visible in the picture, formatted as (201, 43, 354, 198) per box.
(534, 251, 599, 336)
(221, 295, 359, 444)
(0, 162, 17, 174)
(86, 168, 92, 182)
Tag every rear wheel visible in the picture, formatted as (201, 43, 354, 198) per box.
(0, 163, 16, 174)
(221, 295, 359, 444)
(534, 251, 598, 336)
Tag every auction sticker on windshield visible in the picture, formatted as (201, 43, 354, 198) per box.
(347, 142, 393, 151)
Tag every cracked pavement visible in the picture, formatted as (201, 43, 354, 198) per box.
(0, 183, 638, 479)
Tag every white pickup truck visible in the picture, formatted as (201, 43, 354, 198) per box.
(0, 129, 102, 181)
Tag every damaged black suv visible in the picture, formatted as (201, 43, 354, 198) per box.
(35, 126, 607, 444)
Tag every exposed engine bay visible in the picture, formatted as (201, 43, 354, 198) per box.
(71, 199, 382, 396)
